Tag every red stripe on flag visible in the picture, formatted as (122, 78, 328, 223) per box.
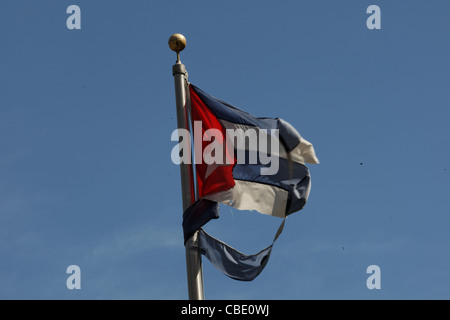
(190, 86, 235, 197)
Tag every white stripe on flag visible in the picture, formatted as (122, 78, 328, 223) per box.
(203, 180, 289, 218)
(219, 120, 319, 165)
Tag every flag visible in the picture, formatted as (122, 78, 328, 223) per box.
(189, 84, 319, 217)
(182, 84, 319, 281)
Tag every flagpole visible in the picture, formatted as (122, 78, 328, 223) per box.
(169, 33, 205, 300)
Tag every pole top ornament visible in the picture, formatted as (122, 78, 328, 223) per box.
(169, 33, 187, 61)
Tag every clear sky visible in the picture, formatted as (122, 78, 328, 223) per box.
(1, 0, 449, 300)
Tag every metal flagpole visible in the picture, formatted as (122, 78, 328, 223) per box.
(168, 33, 205, 300)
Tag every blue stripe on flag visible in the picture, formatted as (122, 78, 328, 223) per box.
(182, 199, 219, 244)
(191, 85, 303, 152)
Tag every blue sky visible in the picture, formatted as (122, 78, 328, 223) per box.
(0, 0, 449, 299)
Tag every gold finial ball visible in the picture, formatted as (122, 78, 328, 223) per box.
(168, 34, 186, 52)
